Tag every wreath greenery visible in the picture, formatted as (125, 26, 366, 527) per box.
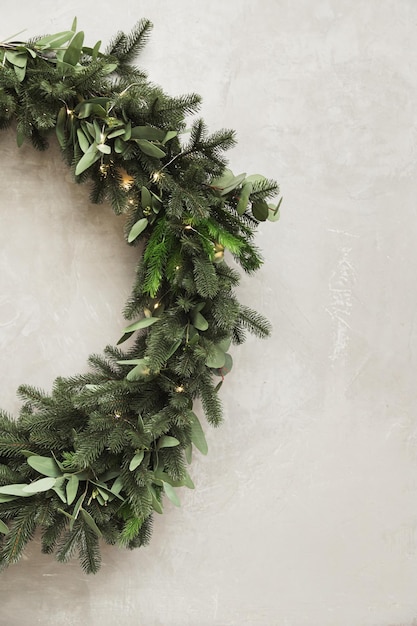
(0, 19, 280, 573)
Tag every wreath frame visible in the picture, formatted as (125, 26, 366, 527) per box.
(0, 19, 280, 573)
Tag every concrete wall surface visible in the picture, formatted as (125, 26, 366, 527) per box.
(0, 1, 416, 625)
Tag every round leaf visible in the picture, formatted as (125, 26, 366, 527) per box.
(252, 200, 269, 221)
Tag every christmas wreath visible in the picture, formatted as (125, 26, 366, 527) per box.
(0, 19, 280, 573)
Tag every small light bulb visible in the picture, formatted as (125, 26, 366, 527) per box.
(175, 265, 180, 270)
(175, 386, 184, 393)
(153, 302, 160, 310)
(184, 225, 192, 230)
(152, 171, 162, 183)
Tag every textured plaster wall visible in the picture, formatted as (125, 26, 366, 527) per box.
(0, 1, 416, 625)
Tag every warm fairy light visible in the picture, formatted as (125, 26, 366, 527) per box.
(99, 164, 108, 175)
(175, 265, 180, 270)
(128, 198, 135, 205)
(152, 171, 162, 183)
(100, 133, 105, 144)
(121, 174, 134, 190)
(66, 108, 74, 116)
(153, 302, 160, 309)
(175, 386, 184, 393)
(114, 412, 121, 419)
(184, 225, 193, 230)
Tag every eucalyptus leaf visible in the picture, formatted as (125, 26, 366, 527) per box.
(36, 31, 74, 49)
(76, 102, 107, 119)
(141, 186, 152, 210)
(123, 121, 132, 141)
(66, 474, 79, 505)
(0, 519, 9, 535)
(23, 477, 56, 493)
(149, 486, 163, 514)
(108, 128, 125, 139)
(244, 174, 267, 184)
(126, 359, 151, 381)
(135, 139, 166, 159)
(75, 143, 100, 175)
(116, 330, 134, 345)
(56, 106, 67, 149)
(123, 316, 159, 332)
(5, 51, 27, 68)
(236, 182, 253, 215)
(14, 65, 26, 82)
(189, 412, 208, 455)
(221, 352, 233, 375)
(218, 173, 246, 196)
(162, 482, 180, 507)
(80, 509, 102, 537)
(185, 444, 192, 464)
(252, 200, 269, 221)
(157, 436, 180, 449)
(162, 130, 178, 144)
(102, 63, 117, 75)
(166, 338, 182, 360)
(70, 492, 86, 530)
(205, 344, 226, 369)
(182, 471, 195, 489)
(217, 336, 232, 353)
(192, 311, 208, 331)
(27, 455, 62, 477)
(97, 143, 111, 154)
(210, 168, 234, 189)
(93, 120, 102, 143)
(52, 477, 67, 504)
(0, 494, 17, 503)
(128, 217, 149, 243)
(129, 450, 145, 471)
(63, 31, 84, 66)
(268, 197, 282, 222)
(0, 484, 31, 497)
(76, 128, 90, 153)
(110, 475, 124, 496)
(130, 126, 165, 141)
(114, 137, 127, 153)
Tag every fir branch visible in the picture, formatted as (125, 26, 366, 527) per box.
(106, 19, 153, 64)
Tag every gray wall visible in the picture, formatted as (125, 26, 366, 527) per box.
(0, 1, 416, 625)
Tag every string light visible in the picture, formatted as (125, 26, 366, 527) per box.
(175, 385, 184, 393)
(153, 302, 160, 310)
(152, 171, 162, 183)
(121, 174, 134, 190)
(99, 163, 108, 176)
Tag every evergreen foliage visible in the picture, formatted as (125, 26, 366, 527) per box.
(0, 19, 281, 573)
